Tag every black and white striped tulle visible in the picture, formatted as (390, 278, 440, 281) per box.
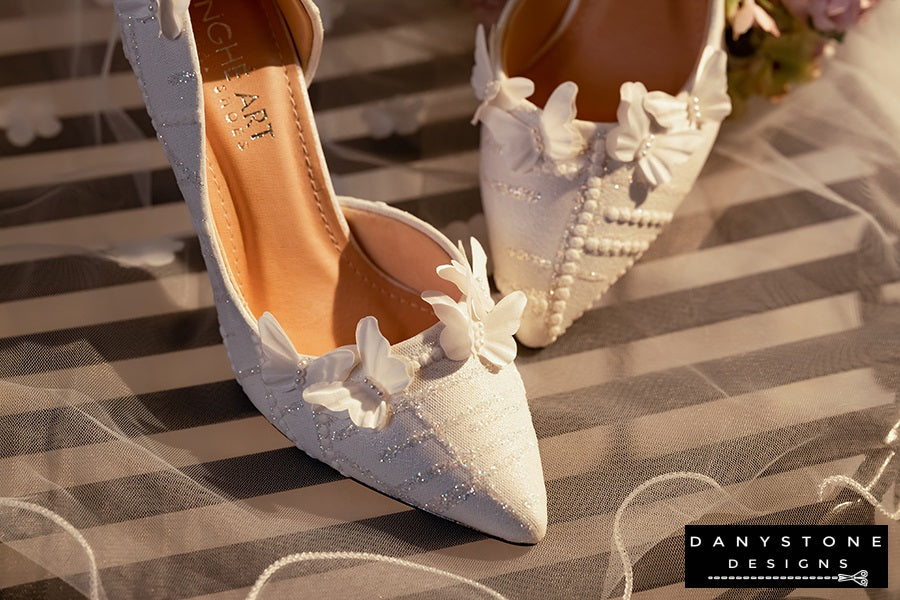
(0, 1, 898, 598)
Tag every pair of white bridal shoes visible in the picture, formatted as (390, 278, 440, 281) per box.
(115, 0, 730, 543)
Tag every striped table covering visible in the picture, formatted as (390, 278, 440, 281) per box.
(1, 1, 898, 598)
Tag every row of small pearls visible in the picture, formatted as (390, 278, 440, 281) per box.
(235, 365, 261, 380)
(361, 376, 385, 398)
(603, 206, 672, 227)
(545, 174, 604, 339)
(582, 237, 650, 257)
(472, 320, 486, 352)
(496, 277, 549, 316)
(526, 289, 549, 315)
(637, 134, 656, 159)
(689, 95, 703, 125)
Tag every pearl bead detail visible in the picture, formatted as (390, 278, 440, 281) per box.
(690, 95, 703, 124)
(545, 165, 605, 335)
(604, 205, 672, 227)
(637, 134, 656, 159)
(581, 237, 650, 256)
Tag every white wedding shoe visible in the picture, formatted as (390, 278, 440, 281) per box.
(114, 0, 546, 543)
(473, 0, 731, 347)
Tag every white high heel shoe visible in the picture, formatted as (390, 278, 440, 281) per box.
(473, 0, 731, 347)
(114, 0, 546, 543)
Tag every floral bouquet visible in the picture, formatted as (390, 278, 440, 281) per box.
(462, 0, 881, 118)
(725, 0, 879, 115)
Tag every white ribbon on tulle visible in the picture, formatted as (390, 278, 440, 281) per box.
(6, 471, 896, 599)
(818, 475, 900, 520)
(611, 472, 724, 600)
(611, 470, 900, 600)
(0, 496, 507, 600)
(0, 498, 104, 600)
(246, 551, 508, 600)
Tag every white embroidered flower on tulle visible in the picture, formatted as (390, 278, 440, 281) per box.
(0, 96, 61, 148)
(103, 237, 185, 268)
(644, 48, 732, 130)
(480, 81, 584, 176)
(117, 0, 191, 40)
(606, 82, 704, 187)
(422, 238, 526, 368)
(470, 24, 535, 125)
(361, 95, 424, 139)
(302, 316, 411, 430)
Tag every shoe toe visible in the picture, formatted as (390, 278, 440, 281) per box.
(407, 358, 547, 543)
(285, 350, 547, 544)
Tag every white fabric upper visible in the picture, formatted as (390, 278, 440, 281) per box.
(114, 0, 546, 543)
(476, 0, 730, 347)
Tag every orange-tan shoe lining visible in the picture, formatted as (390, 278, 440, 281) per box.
(502, 0, 710, 123)
(192, 0, 449, 356)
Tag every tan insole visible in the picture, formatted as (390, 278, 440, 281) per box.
(192, 0, 443, 355)
(503, 0, 709, 123)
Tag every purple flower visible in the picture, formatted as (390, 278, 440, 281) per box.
(785, 0, 876, 32)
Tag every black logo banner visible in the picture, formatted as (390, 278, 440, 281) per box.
(685, 525, 889, 588)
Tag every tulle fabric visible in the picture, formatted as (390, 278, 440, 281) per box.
(0, 0, 898, 598)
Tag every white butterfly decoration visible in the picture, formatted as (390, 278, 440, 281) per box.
(117, 0, 191, 39)
(259, 312, 305, 393)
(606, 82, 704, 187)
(643, 47, 732, 130)
(470, 24, 535, 125)
(259, 313, 411, 430)
(422, 238, 526, 368)
(480, 81, 585, 175)
(435, 238, 494, 319)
